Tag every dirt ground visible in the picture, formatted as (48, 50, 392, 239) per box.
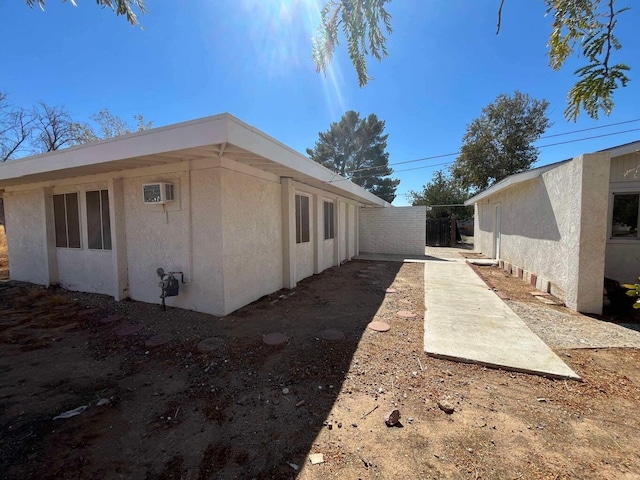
(1, 247, 640, 479)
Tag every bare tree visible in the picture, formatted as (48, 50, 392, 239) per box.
(31, 102, 84, 152)
(0, 92, 33, 162)
(89, 109, 153, 139)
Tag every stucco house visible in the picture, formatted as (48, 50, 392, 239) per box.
(465, 140, 640, 314)
(0, 114, 425, 316)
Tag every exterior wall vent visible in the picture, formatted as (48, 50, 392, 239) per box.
(143, 182, 174, 204)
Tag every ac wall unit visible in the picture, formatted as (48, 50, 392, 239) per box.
(143, 182, 174, 204)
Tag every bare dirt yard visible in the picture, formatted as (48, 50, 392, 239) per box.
(1, 244, 640, 479)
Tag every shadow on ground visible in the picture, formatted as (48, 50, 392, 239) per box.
(0, 260, 402, 479)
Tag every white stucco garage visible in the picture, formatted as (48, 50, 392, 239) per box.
(466, 141, 640, 314)
(0, 114, 423, 316)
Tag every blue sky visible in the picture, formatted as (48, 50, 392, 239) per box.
(2, 0, 639, 205)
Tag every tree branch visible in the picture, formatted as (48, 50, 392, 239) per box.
(496, 0, 506, 35)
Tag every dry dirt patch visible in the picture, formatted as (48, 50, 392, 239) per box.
(1, 260, 640, 479)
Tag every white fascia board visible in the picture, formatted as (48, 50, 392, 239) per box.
(464, 161, 568, 206)
(0, 114, 231, 183)
(226, 116, 389, 207)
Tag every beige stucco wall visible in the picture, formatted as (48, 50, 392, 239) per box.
(605, 153, 640, 284)
(474, 154, 610, 313)
(3, 156, 372, 316)
(221, 168, 283, 313)
(4, 184, 115, 294)
(123, 171, 197, 309)
(4, 189, 49, 285)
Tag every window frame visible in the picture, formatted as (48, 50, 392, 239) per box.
(295, 193, 310, 244)
(323, 200, 335, 240)
(53, 192, 81, 249)
(608, 187, 640, 243)
(86, 189, 112, 250)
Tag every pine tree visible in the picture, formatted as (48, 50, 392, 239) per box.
(307, 111, 399, 203)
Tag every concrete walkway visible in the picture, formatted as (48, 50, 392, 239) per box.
(422, 247, 580, 380)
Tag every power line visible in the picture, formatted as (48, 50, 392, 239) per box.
(329, 126, 640, 183)
(347, 117, 640, 174)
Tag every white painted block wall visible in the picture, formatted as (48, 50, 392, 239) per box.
(359, 206, 426, 255)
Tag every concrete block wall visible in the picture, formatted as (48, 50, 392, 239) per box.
(359, 206, 426, 255)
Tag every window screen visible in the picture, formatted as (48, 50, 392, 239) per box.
(295, 194, 310, 244)
(53, 193, 80, 248)
(86, 190, 112, 250)
(324, 201, 335, 240)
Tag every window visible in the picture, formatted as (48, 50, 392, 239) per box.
(324, 201, 335, 240)
(611, 193, 640, 238)
(295, 194, 310, 243)
(53, 193, 81, 248)
(86, 190, 112, 250)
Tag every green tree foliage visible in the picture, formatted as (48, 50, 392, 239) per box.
(450, 91, 551, 192)
(409, 170, 472, 219)
(623, 278, 640, 309)
(313, 0, 631, 121)
(307, 110, 399, 203)
(26, 0, 145, 26)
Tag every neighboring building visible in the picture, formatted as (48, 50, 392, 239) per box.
(0, 114, 425, 316)
(465, 141, 640, 314)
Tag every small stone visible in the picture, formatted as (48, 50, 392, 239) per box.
(338, 422, 342, 428)
(407, 417, 414, 424)
(282, 388, 290, 395)
(536, 397, 547, 402)
(437, 400, 455, 414)
(368, 321, 390, 332)
(197, 337, 226, 353)
(351, 423, 358, 428)
(378, 387, 384, 394)
(309, 453, 324, 465)
(263, 332, 288, 346)
(385, 288, 397, 294)
(327, 424, 333, 430)
(384, 409, 401, 427)
(288, 463, 299, 471)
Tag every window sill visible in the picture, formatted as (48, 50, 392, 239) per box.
(607, 238, 640, 245)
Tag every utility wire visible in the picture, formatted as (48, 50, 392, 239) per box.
(330, 125, 640, 183)
(347, 117, 640, 175)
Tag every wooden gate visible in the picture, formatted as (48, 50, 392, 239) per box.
(426, 217, 453, 246)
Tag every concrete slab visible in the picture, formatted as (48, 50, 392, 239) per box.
(423, 247, 580, 380)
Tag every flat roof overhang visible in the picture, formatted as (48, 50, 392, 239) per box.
(0, 113, 389, 207)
